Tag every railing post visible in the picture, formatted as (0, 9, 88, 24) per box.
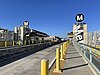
(65, 42, 68, 54)
(65, 42, 67, 53)
(63, 43, 66, 56)
(90, 47, 92, 63)
(13, 41, 14, 46)
(60, 45, 64, 60)
(5, 41, 7, 47)
(24, 40, 26, 45)
(41, 59, 49, 75)
(18, 41, 20, 46)
(54, 48, 61, 73)
(83, 45, 86, 56)
(79, 45, 83, 53)
(5, 30, 7, 47)
(28, 40, 30, 45)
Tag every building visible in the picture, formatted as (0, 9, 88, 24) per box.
(14, 21, 30, 42)
(88, 30, 100, 46)
(96, 30, 100, 45)
(0, 27, 14, 41)
(67, 32, 73, 41)
(67, 32, 73, 38)
(44, 36, 61, 43)
(0, 27, 15, 46)
(14, 21, 49, 44)
(25, 29, 49, 44)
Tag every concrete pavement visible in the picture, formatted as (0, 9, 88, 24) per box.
(62, 43, 95, 75)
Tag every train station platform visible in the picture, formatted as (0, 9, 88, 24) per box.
(62, 43, 95, 75)
(49, 43, 95, 75)
(0, 42, 98, 75)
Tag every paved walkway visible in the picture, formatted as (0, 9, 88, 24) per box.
(62, 43, 95, 75)
(0, 43, 62, 75)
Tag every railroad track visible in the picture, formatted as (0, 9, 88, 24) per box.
(0, 42, 62, 67)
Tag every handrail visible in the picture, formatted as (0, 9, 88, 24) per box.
(73, 42, 100, 74)
(75, 43, 100, 57)
(80, 43, 100, 51)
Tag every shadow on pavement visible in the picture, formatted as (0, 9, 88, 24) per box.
(65, 56, 82, 59)
(67, 52, 79, 54)
(61, 63, 88, 72)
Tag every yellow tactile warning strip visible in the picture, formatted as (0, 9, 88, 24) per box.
(49, 60, 65, 75)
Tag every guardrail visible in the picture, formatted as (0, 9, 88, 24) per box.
(81, 43, 100, 50)
(73, 42, 100, 75)
(41, 41, 70, 75)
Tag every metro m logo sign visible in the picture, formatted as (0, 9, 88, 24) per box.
(75, 14, 84, 22)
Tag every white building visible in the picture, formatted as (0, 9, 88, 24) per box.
(0, 28, 14, 41)
(14, 21, 49, 44)
(14, 21, 30, 41)
(44, 36, 61, 42)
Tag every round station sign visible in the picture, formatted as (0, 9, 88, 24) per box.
(23, 21, 29, 26)
(75, 14, 84, 22)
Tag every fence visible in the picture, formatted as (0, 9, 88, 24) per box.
(73, 41, 100, 75)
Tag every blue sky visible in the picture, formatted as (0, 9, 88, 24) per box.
(0, 0, 100, 38)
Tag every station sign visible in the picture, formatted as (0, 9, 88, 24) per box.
(74, 23, 84, 43)
(23, 21, 29, 26)
(74, 14, 85, 43)
(75, 14, 84, 22)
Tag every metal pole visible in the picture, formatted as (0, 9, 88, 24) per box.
(83, 45, 86, 56)
(90, 48, 92, 63)
(63, 43, 66, 56)
(24, 40, 26, 45)
(60, 45, 64, 60)
(5, 30, 7, 47)
(5, 41, 7, 47)
(12, 32, 15, 46)
(41, 59, 49, 75)
(13, 41, 14, 46)
(54, 48, 61, 73)
(80, 46, 83, 53)
(28, 40, 30, 45)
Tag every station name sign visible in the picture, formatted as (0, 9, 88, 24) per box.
(74, 23, 84, 43)
(74, 14, 85, 43)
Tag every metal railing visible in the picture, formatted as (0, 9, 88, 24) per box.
(73, 41, 100, 74)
